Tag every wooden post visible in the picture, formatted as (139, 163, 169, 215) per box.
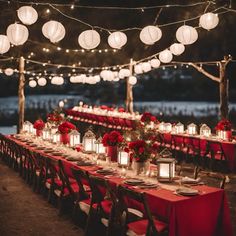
(126, 58, 134, 113)
(18, 56, 25, 133)
(189, 55, 231, 119)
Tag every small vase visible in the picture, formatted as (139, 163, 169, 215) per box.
(132, 160, 150, 176)
(36, 129, 42, 137)
(106, 146, 118, 162)
(60, 133, 70, 145)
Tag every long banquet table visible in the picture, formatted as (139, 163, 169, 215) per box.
(4, 135, 234, 236)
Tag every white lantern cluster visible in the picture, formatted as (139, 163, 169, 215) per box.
(100, 70, 115, 81)
(7, 23, 29, 46)
(37, 77, 47, 86)
(108, 31, 127, 49)
(23, 121, 33, 133)
(70, 74, 100, 84)
(42, 21, 65, 43)
(159, 49, 173, 63)
(128, 76, 137, 85)
(140, 25, 162, 45)
(119, 69, 131, 79)
(170, 43, 185, 56)
(17, 6, 38, 25)
(199, 13, 219, 30)
(4, 68, 14, 76)
(150, 59, 160, 68)
(29, 80, 37, 88)
(78, 30, 100, 50)
(51, 76, 64, 85)
(0, 35, 10, 54)
(176, 25, 198, 45)
(141, 62, 152, 73)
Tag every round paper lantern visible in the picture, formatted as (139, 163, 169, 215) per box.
(140, 25, 162, 45)
(42, 21, 65, 43)
(128, 76, 137, 85)
(176, 25, 198, 45)
(108, 31, 127, 49)
(78, 30, 100, 50)
(170, 43, 185, 56)
(94, 75, 101, 83)
(159, 49, 173, 63)
(37, 77, 47, 86)
(4, 68, 14, 76)
(100, 70, 114, 81)
(51, 76, 64, 85)
(0, 35, 10, 54)
(141, 62, 151, 73)
(134, 64, 143, 74)
(29, 80, 37, 88)
(119, 69, 130, 78)
(150, 59, 160, 68)
(17, 6, 38, 25)
(199, 13, 219, 30)
(7, 23, 29, 46)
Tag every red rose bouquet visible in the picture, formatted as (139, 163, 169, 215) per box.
(47, 112, 64, 124)
(215, 119, 232, 131)
(58, 121, 76, 134)
(128, 140, 151, 162)
(102, 130, 123, 147)
(33, 119, 45, 130)
(140, 112, 157, 124)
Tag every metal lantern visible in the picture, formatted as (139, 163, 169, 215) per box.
(52, 132, 60, 144)
(187, 123, 197, 135)
(23, 121, 33, 133)
(69, 130, 81, 147)
(95, 137, 106, 154)
(118, 149, 130, 167)
(83, 130, 96, 153)
(200, 124, 211, 137)
(156, 158, 175, 182)
(158, 122, 165, 131)
(164, 123, 172, 132)
(42, 128, 51, 140)
(175, 122, 184, 134)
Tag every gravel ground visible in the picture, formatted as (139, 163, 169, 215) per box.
(0, 159, 235, 236)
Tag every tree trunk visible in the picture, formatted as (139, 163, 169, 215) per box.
(126, 58, 134, 113)
(18, 57, 25, 134)
(219, 63, 228, 119)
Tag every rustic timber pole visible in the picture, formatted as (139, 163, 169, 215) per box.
(189, 55, 232, 119)
(18, 56, 25, 133)
(126, 58, 134, 113)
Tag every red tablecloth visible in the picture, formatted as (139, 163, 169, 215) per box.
(6, 136, 234, 236)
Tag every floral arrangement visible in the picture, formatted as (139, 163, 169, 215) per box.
(102, 130, 123, 147)
(128, 140, 151, 162)
(58, 121, 76, 134)
(140, 112, 157, 124)
(33, 119, 45, 130)
(215, 119, 232, 131)
(47, 112, 64, 124)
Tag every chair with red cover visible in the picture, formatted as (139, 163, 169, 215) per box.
(117, 185, 168, 236)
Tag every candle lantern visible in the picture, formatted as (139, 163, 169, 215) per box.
(200, 124, 211, 137)
(95, 137, 106, 155)
(156, 158, 175, 182)
(23, 121, 33, 133)
(187, 123, 197, 135)
(69, 130, 81, 147)
(83, 130, 96, 153)
(118, 148, 130, 167)
(175, 122, 184, 134)
(158, 122, 165, 131)
(42, 128, 51, 140)
(164, 123, 172, 132)
(52, 131, 60, 144)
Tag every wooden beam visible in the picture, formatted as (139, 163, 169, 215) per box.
(126, 58, 134, 113)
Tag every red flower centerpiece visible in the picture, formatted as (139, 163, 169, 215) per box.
(58, 121, 76, 144)
(47, 112, 64, 125)
(141, 112, 157, 124)
(102, 130, 123, 162)
(215, 119, 232, 140)
(33, 119, 45, 136)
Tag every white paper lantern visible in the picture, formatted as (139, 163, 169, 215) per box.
(29, 80, 37, 87)
(78, 30, 100, 50)
(199, 13, 219, 30)
(7, 23, 29, 46)
(128, 76, 137, 85)
(108, 31, 127, 49)
(51, 76, 64, 85)
(94, 75, 101, 82)
(42, 21, 65, 43)
(119, 69, 130, 78)
(134, 64, 143, 74)
(140, 25, 162, 45)
(141, 62, 151, 73)
(4, 68, 14, 76)
(100, 70, 114, 81)
(170, 43, 185, 56)
(37, 77, 47, 86)
(176, 25, 198, 45)
(150, 59, 160, 68)
(17, 6, 38, 25)
(159, 49, 173, 63)
(0, 35, 10, 54)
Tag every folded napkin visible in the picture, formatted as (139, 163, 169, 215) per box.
(181, 176, 200, 184)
